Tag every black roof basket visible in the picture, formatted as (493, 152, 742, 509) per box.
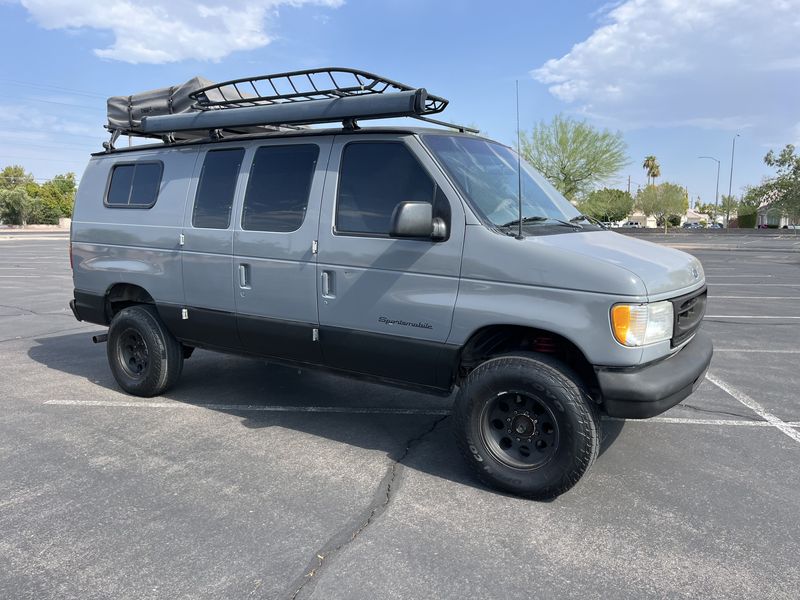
(104, 67, 476, 150)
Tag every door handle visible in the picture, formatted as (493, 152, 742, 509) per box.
(321, 270, 334, 298)
(239, 264, 251, 289)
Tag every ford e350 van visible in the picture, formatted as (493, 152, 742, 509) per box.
(69, 68, 712, 498)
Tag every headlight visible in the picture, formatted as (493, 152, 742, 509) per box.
(610, 301, 674, 347)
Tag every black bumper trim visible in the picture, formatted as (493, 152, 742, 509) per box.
(70, 290, 108, 326)
(595, 331, 713, 419)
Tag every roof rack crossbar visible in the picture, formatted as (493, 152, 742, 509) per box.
(190, 67, 448, 114)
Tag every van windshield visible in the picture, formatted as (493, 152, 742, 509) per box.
(422, 134, 585, 231)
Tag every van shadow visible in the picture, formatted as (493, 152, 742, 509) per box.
(29, 331, 624, 496)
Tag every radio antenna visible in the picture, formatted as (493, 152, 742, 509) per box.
(515, 79, 524, 240)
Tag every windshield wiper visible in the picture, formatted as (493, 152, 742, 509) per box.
(501, 215, 582, 230)
(500, 215, 548, 228)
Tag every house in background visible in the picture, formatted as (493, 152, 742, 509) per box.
(757, 200, 792, 227)
(624, 212, 657, 228)
(682, 208, 711, 226)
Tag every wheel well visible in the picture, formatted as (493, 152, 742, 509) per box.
(457, 325, 599, 396)
(105, 283, 155, 319)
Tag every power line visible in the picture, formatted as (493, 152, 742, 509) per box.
(0, 154, 85, 165)
(0, 78, 106, 99)
(17, 96, 100, 110)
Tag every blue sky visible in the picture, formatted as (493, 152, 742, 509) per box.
(1, 0, 798, 205)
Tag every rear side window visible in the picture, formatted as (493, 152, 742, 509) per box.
(336, 142, 440, 236)
(106, 162, 162, 208)
(242, 144, 319, 232)
(193, 148, 245, 229)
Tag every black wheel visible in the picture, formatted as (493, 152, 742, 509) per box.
(453, 353, 600, 499)
(107, 305, 183, 397)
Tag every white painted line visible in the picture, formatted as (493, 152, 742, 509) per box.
(0, 275, 39, 278)
(42, 400, 800, 430)
(710, 283, 800, 287)
(44, 399, 451, 415)
(706, 373, 800, 444)
(705, 315, 800, 319)
(715, 349, 800, 353)
(706, 275, 772, 278)
(710, 296, 800, 299)
(604, 416, 773, 427)
(0, 267, 36, 270)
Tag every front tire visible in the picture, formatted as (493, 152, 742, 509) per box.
(453, 353, 600, 499)
(107, 305, 183, 397)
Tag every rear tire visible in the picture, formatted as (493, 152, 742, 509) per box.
(453, 353, 600, 499)
(107, 305, 183, 397)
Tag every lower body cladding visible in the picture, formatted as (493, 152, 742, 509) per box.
(593, 331, 714, 418)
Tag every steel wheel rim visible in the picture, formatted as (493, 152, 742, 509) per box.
(479, 390, 560, 470)
(117, 328, 149, 378)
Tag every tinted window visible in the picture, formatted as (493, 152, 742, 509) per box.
(106, 162, 161, 207)
(336, 142, 439, 235)
(242, 145, 319, 232)
(193, 148, 244, 229)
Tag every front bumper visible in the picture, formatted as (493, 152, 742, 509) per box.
(594, 331, 713, 419)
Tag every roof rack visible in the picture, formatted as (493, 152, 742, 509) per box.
(104, 68, 476, 150)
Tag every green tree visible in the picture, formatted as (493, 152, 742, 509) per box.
(0, 165, 34, 190)
(0, 187, 35, 226)
(642, 155, 661, 186)
(519, 114, 628, 202)
(579, 188, 634, 222)
(718, 194, 739, 226)
(37, 172, 77, 222)
(763, 144, 800, 227)
(636, 182, 687, 232)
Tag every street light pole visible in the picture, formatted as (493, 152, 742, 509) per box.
(698, 156, 720, 224)
(727, 133, 740, 227)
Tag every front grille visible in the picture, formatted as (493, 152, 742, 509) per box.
(671, 286, 706, 347)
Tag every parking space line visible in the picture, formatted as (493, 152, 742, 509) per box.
(709, 296, 800, 299)
(44, 399, 451, 415)
(706, 373, 800, 444)
(706, 275, 773, 278)
(604, 416, 773, 427)
(710, 283, 800, 287)
(705, 315, 800, 319)
(714, 348, 800, 353)
(42, 400, 800, 430)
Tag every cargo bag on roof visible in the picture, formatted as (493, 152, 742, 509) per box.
(106, 76, 214, 134)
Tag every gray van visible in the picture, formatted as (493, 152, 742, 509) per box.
(70, 69, 712, 498)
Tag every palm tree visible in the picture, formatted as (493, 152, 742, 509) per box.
(642, 155, 660, 186)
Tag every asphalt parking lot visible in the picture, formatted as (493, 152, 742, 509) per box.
(1, 231, 798, 599)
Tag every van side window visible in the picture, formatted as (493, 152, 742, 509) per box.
(106, 162, 162, 208)
(336, 142, 445, 236)
(192, 148, 244, 229)
(242, 144, 319, 232)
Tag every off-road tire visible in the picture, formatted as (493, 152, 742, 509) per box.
(453, 353, 600, 499)
(107, 305, 183, 397)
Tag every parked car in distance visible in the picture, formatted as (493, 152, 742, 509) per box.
(709, 222, 723, 229)
(621, 221, 641, 228)
(682, 222, 701, 229)
(599, 221, 614, 229)
(69, 68, 712, 499)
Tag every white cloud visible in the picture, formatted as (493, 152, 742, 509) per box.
(18, 0, 343, 64)
(533, 0, 800, 138)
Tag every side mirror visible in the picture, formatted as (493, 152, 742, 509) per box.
(390, 201, 447, 240)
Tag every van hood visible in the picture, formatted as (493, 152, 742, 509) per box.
(532, 230, 704, 297)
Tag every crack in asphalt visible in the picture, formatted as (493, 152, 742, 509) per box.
(679, 401, 762, 421)
(282, 414, 449, 600)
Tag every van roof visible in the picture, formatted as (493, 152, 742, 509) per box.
(92, 126, 491, 157)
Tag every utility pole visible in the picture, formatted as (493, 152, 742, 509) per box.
(627, 175, 631, 195)
(726, 134, 740, 227)
(698, 156, 720, 224)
